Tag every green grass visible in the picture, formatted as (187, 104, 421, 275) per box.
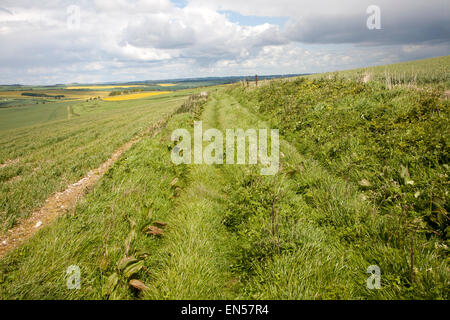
(230, 77, 449, 239)
(0, 87, 448, 299)
(143, 97, 240, 299)
(227, 76, 448, 298)
(0, 91, 193, 231)
(0, 93, 214, 299)
(0, 100, 73, 130)
(308, 55, 450, 90)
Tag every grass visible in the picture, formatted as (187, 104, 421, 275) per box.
(229, 77, 449, 239)
(309, 55, 450, 90)
(0, 100, 72, 130)
(2, 87, 446, 299)
(0, 91, 194, 232)
(0, 93, 209, 299)
(226, 72, 448, 298)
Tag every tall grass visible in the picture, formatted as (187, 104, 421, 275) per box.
(309, 55, 450, 90)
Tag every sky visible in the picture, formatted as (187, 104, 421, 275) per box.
(0, 0, 449, 85)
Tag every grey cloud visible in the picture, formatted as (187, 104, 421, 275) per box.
(284, 1, 450, 45)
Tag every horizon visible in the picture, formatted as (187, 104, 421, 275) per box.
(3, 54, 448, 87)
(0, 72, 308, 87)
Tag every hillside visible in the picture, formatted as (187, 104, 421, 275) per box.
(309, 55, 450, 90)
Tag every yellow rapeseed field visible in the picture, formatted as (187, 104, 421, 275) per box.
(157, 83, 177, 87)
(103, 91, 171, 101)
(66, 85, 148, 90)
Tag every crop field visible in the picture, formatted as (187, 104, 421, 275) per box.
(103, 91, 171, 101)
(0, 100, 76, 130)
(0, 89, 109, 101)
(157, 84, 177, 87)
(0, 56, 448, 300)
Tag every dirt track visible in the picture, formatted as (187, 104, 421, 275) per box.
(0, 118, 167, 258)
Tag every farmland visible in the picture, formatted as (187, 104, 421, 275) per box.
(103, 91, 171, 101)
(0, 89, 200, 233)
(0, 56, 448, 300)
(157, 84, 177, 87)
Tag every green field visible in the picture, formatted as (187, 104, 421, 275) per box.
(0, 90, 201, 231)
(0, 56, 448, 300)
(0, 101, 74, 130)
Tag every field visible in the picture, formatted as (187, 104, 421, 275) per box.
(103, 91, 171, 101)
(0, 78, 252, 112)
(0, 89, 109, 101)
(0, 100, 76, 130)
(0, 56, 448, 300)
(0, 89, 201, 232)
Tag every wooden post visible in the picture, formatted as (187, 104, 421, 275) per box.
(255, 74, 258, 87)
(246, 76, 249, 87)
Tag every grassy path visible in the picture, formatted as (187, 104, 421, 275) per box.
(141, 90, 371, 299)
(143, 95, 240, 299)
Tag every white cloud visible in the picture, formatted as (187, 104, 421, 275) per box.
(0, 0, 448, 84)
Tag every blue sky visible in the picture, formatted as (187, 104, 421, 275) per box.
(219, 10, 287, 27)
(0, 0, 448, 84)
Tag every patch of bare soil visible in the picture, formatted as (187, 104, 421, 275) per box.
(445, 90, 450, 99)
(0, 158, 19, 169)
(0, 118, 167, 258)
(5, 175, 21, 184)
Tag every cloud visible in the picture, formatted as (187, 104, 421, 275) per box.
(283, 1, 450, 45)
(192, 0, 450, 45)
(0, 0, 448, 84)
